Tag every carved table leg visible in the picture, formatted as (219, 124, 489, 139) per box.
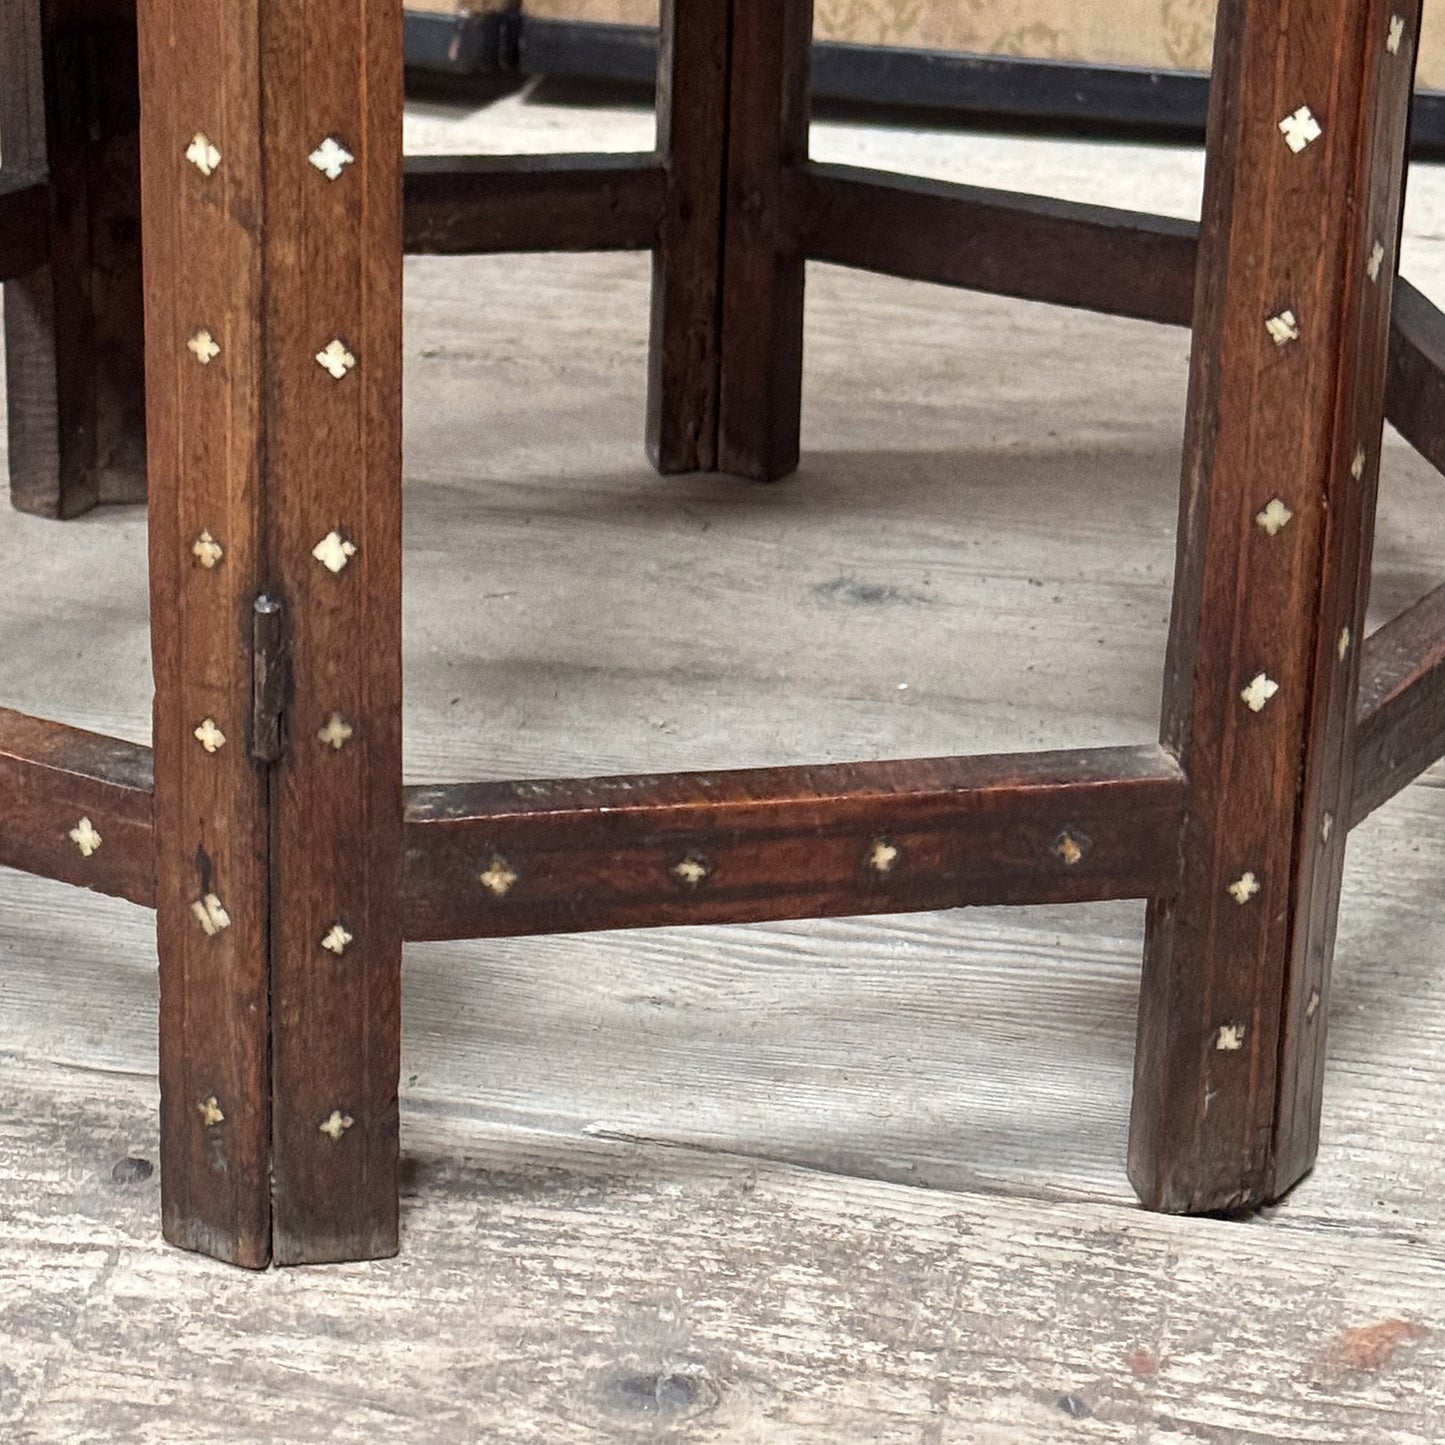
(139, 0, 404, 1266)
(1131, 0, 1420, 1213)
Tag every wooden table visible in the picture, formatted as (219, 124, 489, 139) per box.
(2, 0, 1444, 1268)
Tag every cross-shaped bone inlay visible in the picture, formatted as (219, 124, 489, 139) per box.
(312, 531, 357, 573)
(319, 1110, 354, 1141)
(1352, 446, 1367, 481)
(1278, 106, 1322, 154)
(1054, 832, 1088, 867)
(1255, 499, 1294, 537)
(1389, 15, 1407, 53)
(198, 1095, 225, 1127)
(309, 137, 355, 181)
(193, 718, 226, 754)
(316, 340, 356, 379)
(1216, 1023, 1247, 1052)
(1265, 310, 1300, 346)
(317, 713, 354, 751)
(69, 817, 102, 858)
(672, 854, 712, 888)
(480, 855, 518, 897)
(186, 133, 221, 177)
(1241, 674, 1280, 713)
(1367, 242, 1386, 283)
(1339, 627, 1352, 660)
(321, 923, 353, 956)
(1228, 872, 1261, 905)
(192, 530, 224, 569)
(187, 330, 221, 365)
(192, 893, 231, 936)
(867, 838, 899, 874)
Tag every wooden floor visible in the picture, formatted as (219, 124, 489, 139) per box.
(3, 85, 1445, 1442)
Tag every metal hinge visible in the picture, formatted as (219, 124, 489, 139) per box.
(251, 595, 290, 764)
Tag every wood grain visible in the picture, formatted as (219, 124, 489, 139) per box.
(4, 1061, 1442, 1444)
(646, 0, 730, 473)
(1131, 0, 1421, 1214)
(791, 163, 1199, 329)
(401, 746, 1183, 942)
(4, 0, 146, 518)
(404, 154, 666, 255)
(1351, 582, 1445, 828)
(0, 706, 152, 906)
(715, 0, 813, 481)
(261, 0, 405, 1266)
(138, 0, 274, 1268)
(0, 177, 50, 282)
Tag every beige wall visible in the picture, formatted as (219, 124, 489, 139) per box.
(515, 0, 1445, 90)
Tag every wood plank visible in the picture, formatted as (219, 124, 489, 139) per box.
(1131, 0, 1421, 1214)
(1383, 275, 1445, 476)
(0, 177, 49, 281)
(4, 1061, 1444, 1443)
(645, 0, 730, 473)
(1351, 583, 1445, 828)
(715, 0, 813, 481)
(4, 0, 146, 518)
(262, 0, 405, 1266)
(792, 163, 1200, 328)
(137, 0, 273, 1268)
(0, 706, 152, 906)
(403, 154, 665, 255)
(401, 746, 1183, 942)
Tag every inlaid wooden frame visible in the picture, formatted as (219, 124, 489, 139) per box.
(3, 0, 1445, 1266)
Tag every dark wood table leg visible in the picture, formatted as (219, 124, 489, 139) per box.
(139, 0, 404, 1267)
(262, 0, 405, 1268)
(646, 0, 729, 474)
(3, 0, 146, 519)
(716, 0, 812, 482)
(1130, 0, 1420, 1213)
